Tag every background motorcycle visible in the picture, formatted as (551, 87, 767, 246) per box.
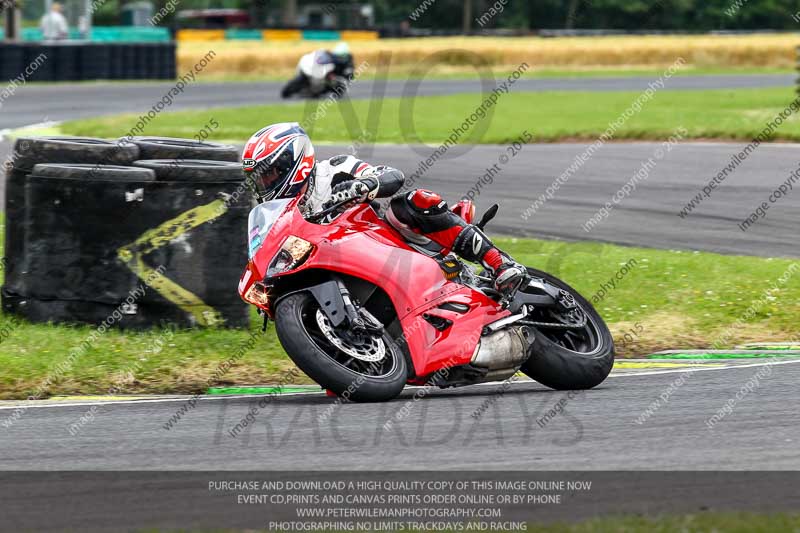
(281, 50, 352, 99)
(239, 197, 615, 402)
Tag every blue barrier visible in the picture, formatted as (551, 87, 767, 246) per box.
(301, 30, 340, 40)
(225, 29, 263, 40)
(0, 26, 171, 42)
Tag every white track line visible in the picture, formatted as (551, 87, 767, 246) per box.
(0, 120, 59, 142)
(0, 391, 324, 411)
(1, 359, 798, 412)
(606, 358, 800, 378)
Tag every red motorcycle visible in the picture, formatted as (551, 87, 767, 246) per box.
(238, 196, 614, 402)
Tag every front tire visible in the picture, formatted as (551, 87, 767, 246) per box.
(327, 77, 348, 99)
(274, 292, 407, 402)
(281, 74, 307, 99)
(520, 268, 614, 390)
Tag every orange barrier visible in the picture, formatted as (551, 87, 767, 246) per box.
(263, 29, 303, 41)
(339, 30, 379, 41)
(176, 29, 226, 41)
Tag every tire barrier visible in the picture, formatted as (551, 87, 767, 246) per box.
(25, 44, 56, 83)
(30, 163, 157, 181)
(0, 42, 177, 82)
(0, 43, 26, 83)
(132, 160, 244, 182)
(126, 137, 239, 162)
(2, 137, 249, 329)
(4, 137, 141, 299)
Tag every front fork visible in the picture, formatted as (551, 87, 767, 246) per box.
(335, 278, 366, 333)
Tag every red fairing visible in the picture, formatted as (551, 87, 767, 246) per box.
(452, 200, 475, 224)
(243, 198, 510, 380)
(409, 189, 443, 209)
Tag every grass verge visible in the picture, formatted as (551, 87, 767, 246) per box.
(61, 87, 800, 144)
(1, 232, 798, 399)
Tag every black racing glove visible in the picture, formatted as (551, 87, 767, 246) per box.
(323, 178, 378, 208)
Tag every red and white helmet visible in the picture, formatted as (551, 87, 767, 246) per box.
(241, 122, 315, 202)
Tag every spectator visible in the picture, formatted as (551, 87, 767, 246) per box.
(40, 3, 68, 40)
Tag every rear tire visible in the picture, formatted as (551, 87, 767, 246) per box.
(275, 292, 407, 402)
(520, 268, 614, 390)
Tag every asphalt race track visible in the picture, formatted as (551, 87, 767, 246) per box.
(1, 361, 799, 469)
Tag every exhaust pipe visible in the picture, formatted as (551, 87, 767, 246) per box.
(471, 326, 531, 371)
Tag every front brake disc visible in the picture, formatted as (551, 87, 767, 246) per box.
(316, 309, 386, 362)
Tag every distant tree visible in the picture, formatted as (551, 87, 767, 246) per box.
(181, 0, 800, 31)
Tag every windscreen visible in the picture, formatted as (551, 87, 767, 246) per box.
(246, 198, 292, 259)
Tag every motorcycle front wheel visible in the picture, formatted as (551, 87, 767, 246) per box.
(519, 267, 615, 390)
(281, 74, 307, 99)
(327, 78, 348, 99)
(274, 292, 408, 402)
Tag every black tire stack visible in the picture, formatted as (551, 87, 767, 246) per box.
(3, 136, 250, 329)
(0, 43, 176, 81)
(0, 43, 26, 83)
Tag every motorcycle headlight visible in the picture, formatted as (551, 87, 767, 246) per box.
(243, 281, 270, 307)
(266, 236, 314, 277)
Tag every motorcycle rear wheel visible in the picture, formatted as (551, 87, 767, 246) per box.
(275, 292, 408, 402)
(520, 268, 615, 390)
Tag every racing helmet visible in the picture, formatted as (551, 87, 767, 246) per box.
(241, 123, 315, 203)
(332, 41, 351, 60)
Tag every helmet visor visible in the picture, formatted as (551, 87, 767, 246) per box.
(249, 148, 296, 200)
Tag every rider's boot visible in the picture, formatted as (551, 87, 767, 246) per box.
(451, 225, 527, 298)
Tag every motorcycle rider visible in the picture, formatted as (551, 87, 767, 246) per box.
(281, 42, 354, 98)
(241, 122, 527, 297)
(329, 42, 355, 79)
